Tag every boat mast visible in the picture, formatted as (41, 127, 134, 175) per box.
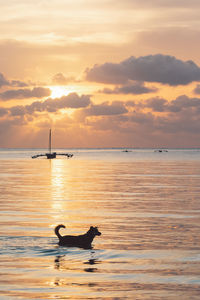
(32, 128, 73, 159)
(49, 129, 52, 154)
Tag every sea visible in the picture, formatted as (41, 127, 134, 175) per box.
(0, 148, 200, 300)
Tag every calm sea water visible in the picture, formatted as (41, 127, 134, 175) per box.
(0, 148, 200, 299)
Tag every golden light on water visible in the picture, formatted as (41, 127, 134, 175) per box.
(50, 159, 69, 222)
(49, 159, 85, 227)
(49, 158, 102, 231)
(1, 150, 200, 299)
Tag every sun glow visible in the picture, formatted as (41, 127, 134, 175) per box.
(49, 86, 72, 99)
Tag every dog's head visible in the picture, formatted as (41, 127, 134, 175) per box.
(89, 226, 101, 236)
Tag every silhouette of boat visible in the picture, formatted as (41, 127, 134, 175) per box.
(154, 149, 168, 153)
(32, 129, 73, 159)
(122, 149, 132, 152)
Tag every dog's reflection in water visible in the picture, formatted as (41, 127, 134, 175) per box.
(83, 258, 99, 273)
(54, 255, 65, 270)
(54, 253, 99, 273)
(54, 252, 100, 287)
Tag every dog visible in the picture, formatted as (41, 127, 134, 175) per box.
(54, 224, 101, 248)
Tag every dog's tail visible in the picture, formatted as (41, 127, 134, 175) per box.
(55, 224, 65, 240)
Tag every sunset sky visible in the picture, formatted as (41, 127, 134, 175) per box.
(1, 0, 200, 148)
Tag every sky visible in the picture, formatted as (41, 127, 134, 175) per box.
(1, 0, 200, 148)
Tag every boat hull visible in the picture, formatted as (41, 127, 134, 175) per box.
(46, 152, 57, 159)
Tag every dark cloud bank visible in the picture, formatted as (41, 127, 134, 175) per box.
(100, 82, 157, 95)
(9, 93, 91, 116)
(86, 54, 200, 86)
(1, 92, 200, 147)
(1, 91, 200, 119)
(0, 87, 51, 100)
(0, 72, 27, 88)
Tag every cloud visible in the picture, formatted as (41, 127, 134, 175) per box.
(100, 82, 157, 94)
(9, 105, 27, 116)
(76, 95, 200, 140)
(0, 73, 9, 87)
(89, 102, 128, 116)
(79, 98, 200, 146)
(0, 72, 28, 89)
(144, 97, 169, 112)
(73, 101, 128, 123)
(1, 92, 200, 148)
(86, 54, 200, 86)
(52, 73, 72, 85)
(169, 95, 200, 112)
(6, 93, 200, 120)
(76, 101, 128, 119)
(9, 92, 91, 116)
(0, 87, 51, 100)
(0, 107, 8, 116)
(193, 84, 200, 94)
(145, 95, 200, 113)
(10, 80, 28, 88)
(45, 93, 91, 110)
(129, 111, 154, 125)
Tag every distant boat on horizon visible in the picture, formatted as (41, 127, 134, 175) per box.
(154, 149, 168, 153)
(31, 129, 73, 159)
(122, 149, 132, 152)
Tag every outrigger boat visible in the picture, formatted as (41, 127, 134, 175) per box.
(32, 129, 73, 159)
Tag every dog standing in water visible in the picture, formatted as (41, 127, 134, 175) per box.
(55, 224, 101, 248)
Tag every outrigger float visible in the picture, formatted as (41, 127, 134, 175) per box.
(32, 129, 73, 159)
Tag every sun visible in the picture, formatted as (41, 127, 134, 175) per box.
(49, 86, 71, 99)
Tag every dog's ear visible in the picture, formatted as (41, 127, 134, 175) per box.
(90, 226, 94, 229)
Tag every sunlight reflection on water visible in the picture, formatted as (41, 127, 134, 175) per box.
(0, 149, 200, 299)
